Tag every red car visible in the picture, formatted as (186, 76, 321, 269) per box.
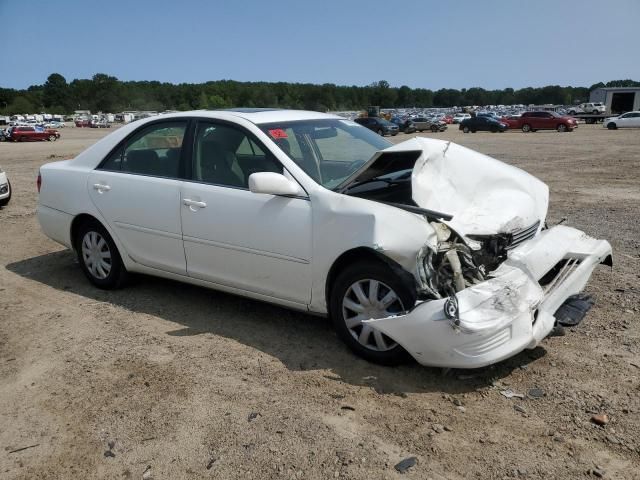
(442, 115, 453, 124)
(511, 111, 578, 133)
(7, 126, 60, 142)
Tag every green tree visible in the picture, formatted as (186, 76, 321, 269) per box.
(43, 73, 71, 111)
(7, 96, 35, 114)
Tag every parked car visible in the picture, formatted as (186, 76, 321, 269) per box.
(7, 126, 60, 142)
(603, 111, 640, 129)
(452, 113, 471, 124)
(501, 115, 523, 129)
(514, 111, 578, 132)
(0, 166, 11, 207)
(459, 116, 508, 133)
(91, 120, 111, 128)
(75, 118, 91, 127)
(442, 115, 453, 124)
(390, 117, 416, 134)
(36, 109, 611, 368)
(0, 129, 7, 142)
(411, 116, 447, 132)
(353, 116, 399, 136)
(579, 102, 606, 114)
(566, 106, 584, 115)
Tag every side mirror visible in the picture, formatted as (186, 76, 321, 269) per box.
(248, 172, 304, 197)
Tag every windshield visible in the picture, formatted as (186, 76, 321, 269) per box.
(259, 119, 392, 189)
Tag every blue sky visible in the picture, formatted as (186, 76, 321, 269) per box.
(1, 0, 638, 90)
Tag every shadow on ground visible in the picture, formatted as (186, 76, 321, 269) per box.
(6, 250, 547, 394)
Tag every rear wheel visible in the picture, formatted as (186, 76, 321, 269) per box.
(75, 220, 127, 289)
(330, 262, 415, 365)
(522, 124, 531, 133)
(607, 122, 617, 130)
(557, 124, 567, 132)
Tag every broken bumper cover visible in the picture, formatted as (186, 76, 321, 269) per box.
(365, 226, 612, 368)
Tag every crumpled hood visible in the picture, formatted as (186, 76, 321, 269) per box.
(384, 137, 549, 236)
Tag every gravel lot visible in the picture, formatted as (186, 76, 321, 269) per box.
(1, 123, 639, 479)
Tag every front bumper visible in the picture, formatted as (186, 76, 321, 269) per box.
(365, 225, 612, 368)
(0, 183, 8, 199)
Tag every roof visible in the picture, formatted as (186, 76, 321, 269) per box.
(592, 86, 640, 91)
(219, 108, 340, 124)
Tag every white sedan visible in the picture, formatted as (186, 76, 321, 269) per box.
(36, 109, 612, 368)
(0, 167, 11, 207)
(604, 111, 640, 129)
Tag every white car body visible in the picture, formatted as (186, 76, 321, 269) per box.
(0, 168, 10, 205)
(452, 113, 471, 124)
(36, 109, 612, 368)
(603, 111, 640, 129)
(579, 102, 606, 114)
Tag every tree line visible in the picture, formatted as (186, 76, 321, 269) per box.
(1, 74, 638, 115)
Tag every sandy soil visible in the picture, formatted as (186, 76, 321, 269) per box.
(0, 123, 639, 479)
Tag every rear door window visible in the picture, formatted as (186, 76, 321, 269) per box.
(99, 121, 187, 178)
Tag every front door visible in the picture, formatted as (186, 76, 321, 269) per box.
(180, 120, 312, 305)
(88, 120, 188, 274)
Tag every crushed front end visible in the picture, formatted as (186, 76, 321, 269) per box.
(366, 225, 612, 368)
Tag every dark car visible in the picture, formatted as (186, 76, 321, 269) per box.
(353, 117, 399, 136)
(390, 117, 416, 133)
(459, 116, 508, 133)
(512, 111, 578, 132)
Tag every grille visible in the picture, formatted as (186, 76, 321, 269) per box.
(506, 220, 541, 250)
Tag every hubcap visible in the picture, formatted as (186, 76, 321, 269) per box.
(81, 231, 112, 279)
(342, 279, 405, 351)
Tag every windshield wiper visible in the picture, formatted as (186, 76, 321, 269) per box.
(338, 171, 411, 194)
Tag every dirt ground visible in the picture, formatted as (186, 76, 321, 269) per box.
(0, 123, 639, 480)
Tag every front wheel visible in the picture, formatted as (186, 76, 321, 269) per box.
(431, 125, 438, 132)
(48, 135, 56, 141)
(377, 129, 384, 136)
(76, 220, 127, 289)
(522, 124, 531, 133)
(330, 262, 415, 365)
(607, 122, 617, 130)
(557, 124, 567, 132)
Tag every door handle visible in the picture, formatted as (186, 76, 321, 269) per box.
(93, 183, 111, 192)
(183, 198, 207, 208)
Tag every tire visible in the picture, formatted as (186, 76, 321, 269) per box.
(557, 124, 567, 132)
(462, 126, 470, 133)
(592, 110, 598, 115)
(431, 125, 438, 132)
(0, 180, 11, 207)
(75, 220, 127, 289)
(607, 122, 617, 130)
(377, 129, 384, 136)
(48, 135, 56, 141)
(490, 127, 498, 133)
(329, 261, 415, 365)
(569, 110, 576, 115)
(471, 130, 477, 133)
(522, 124, 531, 133)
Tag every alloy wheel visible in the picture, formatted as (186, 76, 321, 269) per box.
(341, 279, 405, 352)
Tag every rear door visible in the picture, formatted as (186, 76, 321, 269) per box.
(87, 120, 188, 274)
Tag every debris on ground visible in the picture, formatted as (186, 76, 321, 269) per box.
(527, 388, 545, 399)
(591, 413, 609, 426)
(394, 456, 417, 473)
(500, 389, 525, 399)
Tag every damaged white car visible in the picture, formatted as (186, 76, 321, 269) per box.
(36, 109, 612, 368)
